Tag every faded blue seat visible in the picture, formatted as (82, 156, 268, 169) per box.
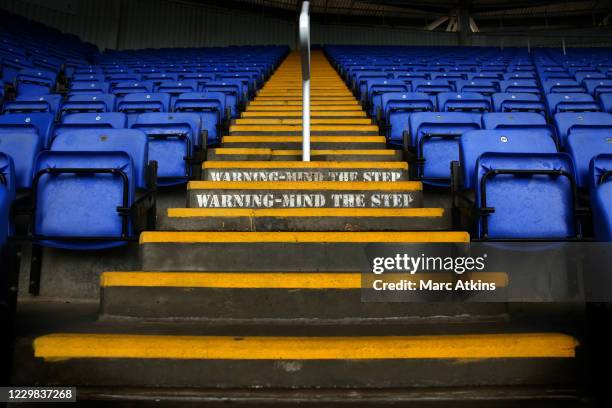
(475, 153, 578, 239)
(409, 112, 482, 185)
(437, 92, 491, 113)
(131, 112, 203, 186)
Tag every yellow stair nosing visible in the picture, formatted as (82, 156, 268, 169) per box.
(186, 180, 422, 190)
(167, 207, 443, 218)
(202, 161, 408, 169)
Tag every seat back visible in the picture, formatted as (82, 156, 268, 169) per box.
(543, 80, 585, 94)
(589, 154, 612, 191)
(0, 113, 54, 148)
(3, 94, 61, 118)
(546, 93, 600, 116)
(566, 132, 612, 188)
(554, 112, 612, 146)
(69, 81, 110, 95)
(592, 181, 612, 241)
(475, 153, 577, 239)
(584, 79, 612, 97)
(60, 94, 116, 117)
(0, 152, 16, 201)
(459, 129, 558, 189)
(437, 92, 491, 113)
(0, 129, 43, 189)
(116, 93, 171, 126)
(500, 80, 539, 94)
(492, 93, 544, 113)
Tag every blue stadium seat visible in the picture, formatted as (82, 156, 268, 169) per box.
(575, 72, 606, 84)
(173, 92, 224, 145)
(381, 92, 435, 146)
(482, 112, 555, 143)
(69, 81, 110, 95)
(131, 112, 203, 186)
(0, 113, 54, 149)
(566, 132, 612, 188)
(437, 92, 491, 113)
(592, 180, 612, 241)
(201, 81, 242, 118)
(110, 81, 154, 100)
(33, 131, 152, 250)
(554, 112, 612, 146)
(60, 94, 116, 117)
(0, 127, 43, 189)
(455, 80, 499, 95)
(601, 94, 612, 114)
(589, 154, 612, 191)
(142, 73, 179, 85)
(116, 93, 171, 127)
(366, 79, 410, 117)
(154, 80, 198, 105)
(71, 73, 106, 83)
(15, 68, 57, 96)
(492, 93, 545, 114)
(105, 73, 141, 86)
(409, 112, 481, 185)
(180, 73, 215, 90)
(584, 79, 612, 97)
(0, 152, 16, 201)
(411, 79, 453, 95)
(475, 153, 578, 239)
(500, 79, 540, 94)
(458, 129, 558, 190)
(546, 93, 600, 116)
(54, 113, 127, 144)
(3, 94, 61, 118)
(503, 72, 536, 80)
(542, 80, 586, 94)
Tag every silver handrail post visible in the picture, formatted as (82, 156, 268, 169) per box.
(299, 1, 311, 162)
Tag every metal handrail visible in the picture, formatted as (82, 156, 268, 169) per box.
(299, 1, 311, 161)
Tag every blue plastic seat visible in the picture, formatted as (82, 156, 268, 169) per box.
(54, 112, 127, 143)
(0, 113, 54, 149)
(142, 73, 179, 85)
(437, 92, 491, 113)
(546, 93, 600, 116)
(116, 93, 171, 127)
(591, 179, 612, 241)
(15, 68, 57, 96)
(366, 79, 410, 117)
(105, 73, 141, 87)
(459, 129, 558, 190)
(60, 94, 116, 117)
(575, 72, 606, 84)
(0, 152, 16, 201)
(554, 112, 612, 146)
(381, 92, 435, 146)
(409, 112, 482, 185)
(411, 79, 453, 95)
(492, 93, 545, 114)
(111, 81, 154, 100)
(201, 82, 242, 118)
(566, 132, 612, 188)
(173, 92, 224, 145)
(455, 80, 499, 95)
(584, 79, 612, 97)
(154, 80, 198, 105)
(69, 81, 110, 95)
(0, 126, 43, 189)
(131, 112, 203, 186)
(3, 94, 61, 118)
(71, 73, 106, 83)
(542, 80, 586, 94)
(475, 153, 578, 239)
(601, 94, 612, 114)
(500, 80, 540, 94)
(589, 154, 612, 191)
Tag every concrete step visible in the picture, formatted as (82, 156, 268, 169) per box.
(253, 96, 357, 102)
(158, 207, 449, 231)
(229, 125, 380, 136)
(248, 100, 359, 106)
(242, 111, 367, 118)
(20, 330, 579, 389)
(207, 148, 403, 161)
(221, 136, 386, 149)
(244, 105, 363, 111)
(201, 161, 410, 182)
(186, 181, 423, 208)
(138, 231, 469, 271)
(234, 118, 373, 125)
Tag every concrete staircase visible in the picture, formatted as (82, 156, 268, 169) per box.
(12, 51, 587, 406)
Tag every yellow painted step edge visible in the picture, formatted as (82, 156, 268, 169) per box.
(139, 231, 470, 244)
(203, 161, 408, 169)
(186, 181, 422, 191)
(222, 136, 385, 143)
(100, 271, 508, 289)
(34, 333, 577, 360)
(213, 149, 398, 156)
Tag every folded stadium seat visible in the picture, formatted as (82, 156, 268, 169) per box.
(468, 72, 503, 81)
(173, 92, 224, 145)
(366, 79, 410, 118)
(481, 112, 556, 143)
(381, 92, 435, 146)
(15, 68, 57, 96)
(504, 72, 536, 80)
(0, 127, 43, 189)
(430, 72, 465, 81)
(546, 93, 601, 117)
(3, 94, 61, 118)
(1, 58, 35, 86)
(53, 112, 127, 145)
(491, 93, 545, 114)
(584, 79, 612, 98)
(589, 154, 612, 190)
(60, 94, 116, 117)
(542, 80, 586, 94)
(457, 129, 558, 192)
(411, 79, 454, 95)
(0, 152, 16, 201)
(574, 72, 607, 84)
(71, 73, 106, 84)
(131, 112, 204, 186)
(179, 73, 215, 91)
(408, 112, 482, 185)
(592, 181, 612, 241)
(116, 93, 171, 127)
(555, 112, 612, 147)
(473, 153, 579, 240)
(437, 92, 491, 113)
(142, 73, 179, 86)
(455, 80, 499, 96)
(0, 112, 54, 149)
(69, 81, 110, 95)
(218, 73, 258, 97)
(539, 71, 573, 82)
(105, 73, 142, 87)
(566, 132, 612, 188)
(201, 81, 242, 118)
(601, 94, 612, 114)
(34, 129, 155, 250)
(110, 81, 154, 102)
(154, 81, 198, 106)
(500, 80, 540, 94)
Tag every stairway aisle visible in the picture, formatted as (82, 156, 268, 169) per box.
(14, 51, 582, 404)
